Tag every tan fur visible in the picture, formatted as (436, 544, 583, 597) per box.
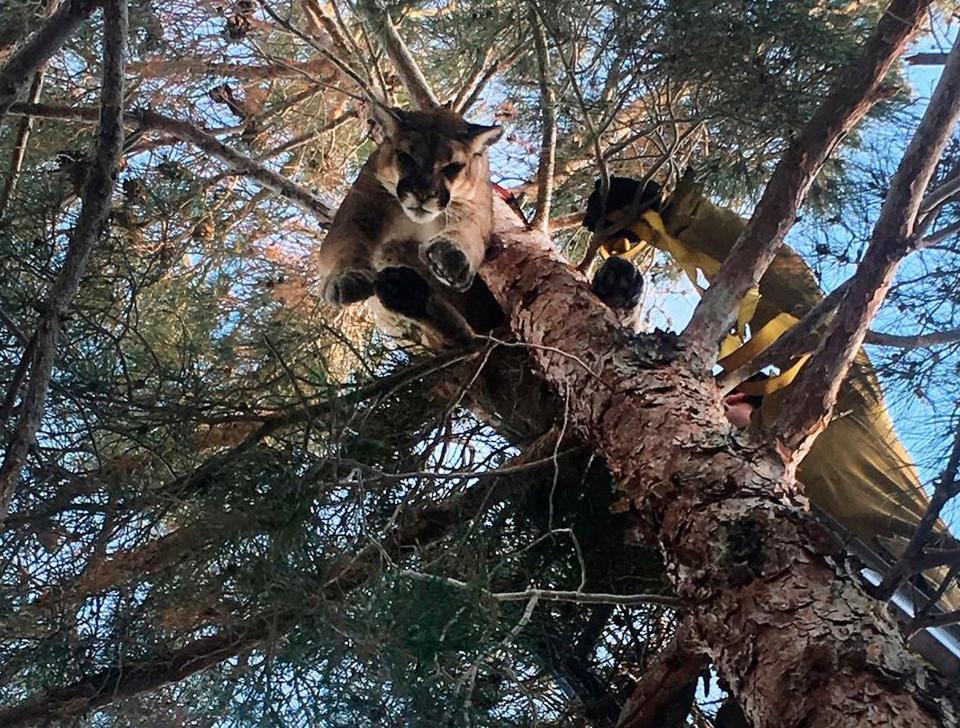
(317, 106, 502, 343)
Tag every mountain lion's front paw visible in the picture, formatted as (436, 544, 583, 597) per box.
(324, 268, 375, 305)
(422, 239, 474, 292)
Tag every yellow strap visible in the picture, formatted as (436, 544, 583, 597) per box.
(719, 334, 741, 360)
(716, 312, 799, 372)
(736, 287, 761, 340)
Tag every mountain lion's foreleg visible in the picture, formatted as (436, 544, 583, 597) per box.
(373, 266, 474, 344)
(317, 222, 382, 306)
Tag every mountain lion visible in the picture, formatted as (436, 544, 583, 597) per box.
(318, 105, 503, 346)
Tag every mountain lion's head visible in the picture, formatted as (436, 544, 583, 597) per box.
(370, 106, 502, 223)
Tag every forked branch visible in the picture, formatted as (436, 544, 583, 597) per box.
(680, 0, 933, 369)
(776, 36, 960, 459)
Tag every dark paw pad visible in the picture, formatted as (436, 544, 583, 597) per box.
(326, 268, 374, 305)
(374, 267, 431, 319)
(591, 256, 643, 310)
(423, 239, 474, 291)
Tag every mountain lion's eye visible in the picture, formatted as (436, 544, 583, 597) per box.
(397, 151, 416, 168)
(443, 162, 465, 179)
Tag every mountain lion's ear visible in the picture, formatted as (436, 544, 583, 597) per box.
(369, 104, 406, 138)
(464, 123, 503, 152)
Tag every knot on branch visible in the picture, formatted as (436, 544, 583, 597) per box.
(625, 329, 682, 368)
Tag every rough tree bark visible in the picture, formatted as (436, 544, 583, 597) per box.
(479, 200, 956, 726)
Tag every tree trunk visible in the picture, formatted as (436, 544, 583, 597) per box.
(480, 201, 956, 726)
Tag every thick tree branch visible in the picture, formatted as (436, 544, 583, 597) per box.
(717, 227, 960, 394)
(5, 102, 336, 224)
(0, 0, 128, 525)
(777, 37, 960, 459)
(0, 0, 97, 122)
(920, 170, 960, 216)
(907, 52, 950, 65)
(0, 614, 280, 727)
(716, 282, 850, 393)
(681, 0, 932, 369)
(355, 0, 440, 110)
(616, 631, 707, 728)
(480, 199, 952, 724)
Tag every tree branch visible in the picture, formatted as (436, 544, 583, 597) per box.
(680, 0, 932, 369)
(0, 0, 97, 122)
(529, 7, 556, 233)
(5, 102, 336, 224)
(864, 327, 960, 348)
(920, 170, 960, 217)
(616, 630, 707, 728)
(0, 0, 61, 219)
(874, 419, 960, 601)
(0, 432, 563, 725)
(0, 0, 128, 525)
(776, 36, 960, 459)
(0, 72, 45, 220)
(127, 57, 337, 81)
(907, 52, 950, 65)
(0, 614, 279, 727)
(453, 43, 523, 114)
(480, 198, 950, 723)
(355, 0, 440, 110)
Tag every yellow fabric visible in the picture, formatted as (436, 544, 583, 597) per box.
(596, 177, 957, 608)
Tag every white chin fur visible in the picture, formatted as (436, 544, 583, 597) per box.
(402, 206, 441, 223)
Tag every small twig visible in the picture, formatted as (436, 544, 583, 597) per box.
(455, 42, 524, 114)
(0, 58, 49, 219)
(528, 2, 610, 271)
(259, 0, 387, 110)
(528, 6, 556, 233)
(398, 570, 676, 606)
